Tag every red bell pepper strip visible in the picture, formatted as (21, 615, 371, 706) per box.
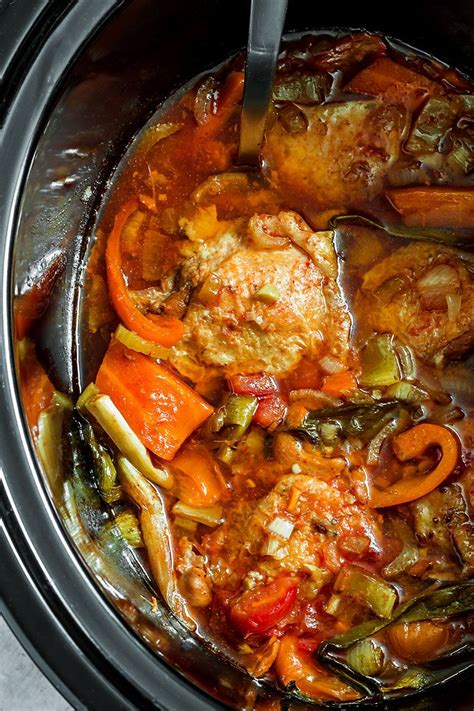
(229, 372, 279, 397)
(253, 394, 287, 429)
(106, 200, 184, 347)
(230, 576, 298, 635)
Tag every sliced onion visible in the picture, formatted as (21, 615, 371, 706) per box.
(446, 293, 462, 322)
(319, 355, 345, 374)
(268, 515, 294, 540)
(417, 264, 460, 309)
(261, 536, 288, 559)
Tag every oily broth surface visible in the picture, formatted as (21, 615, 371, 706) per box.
(76, 31, 474, 701)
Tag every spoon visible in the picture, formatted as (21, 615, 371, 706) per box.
(237, 0, 288, 167)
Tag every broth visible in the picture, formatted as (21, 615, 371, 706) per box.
(19, 31, 474, 704)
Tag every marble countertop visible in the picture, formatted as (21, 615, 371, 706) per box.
(0, 616, 72, 711)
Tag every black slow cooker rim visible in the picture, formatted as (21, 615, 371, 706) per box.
(0, 2, 226, 709)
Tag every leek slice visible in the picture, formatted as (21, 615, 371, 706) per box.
(114, 509, 143, 547)
(359, 334, 400, 388)
(334, 565, 397, 619)
(85, 393, 173, 489)
(114, 324, 170, 360)
(172, 501, 222, 527)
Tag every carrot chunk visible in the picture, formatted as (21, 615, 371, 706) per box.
(387, 187, 474, 228)
(345, 57, 442, 110)
(106, 200, 184, 347)
(172, 444, 228, 507)
(321, 371, 357, 398)
(96, 341, 213, 460)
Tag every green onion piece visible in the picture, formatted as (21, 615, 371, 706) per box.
(382, 668, 434, 692)
(101, 486, 122, 505)
(325, 594, 345, 618)
(243, 427, 265, 456)
(52, 391, 73, 411)
(87, 431, 116, 491)
(447, 138, 474, 175)
(334, 565, 397, 618)
(174, 515, 198, 533)
(83, 420, 122, 503)
(114, 509, 143, 547)
(206, 406, 226, 434)
(319, 420, 341, 445)
(405, 96, 457, 154)
(382, 517, 419, 579)
(198, 273, 222, 305)
(394, 342, 416, 380)
(76, 382, 100, 411)
(85, 393, 173, 489)
(346, 639, 385, 677)
(254, 283, 281, 304)
(172, 501, 222, 527)
(225, 394, 258, 429)
(114, 324, 170, 360)
(273, 71, 329, 103)
(359, 334, 400, 388)
(385, 381, 426, 403)
(139, 122, 182, 153)
(217, 444, 236, 465)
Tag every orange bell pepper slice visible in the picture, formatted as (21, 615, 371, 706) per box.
(321, 371, 357, 398)
(172, 444, 228, 507)
(286, 358, 322, 390)
(275, 634, 359, 702)
(106, 200, 184, 347)
(387, 187, 474, 228)
(96, 341, 213, 460)
(345, 57, 442, 111)
(370, 423, 460, 508)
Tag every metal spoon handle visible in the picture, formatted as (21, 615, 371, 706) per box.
(238, 0, 288, 167)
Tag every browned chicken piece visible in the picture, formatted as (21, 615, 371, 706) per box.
(171, 210, 351, 377)
(263, 101, 406, 210)
(202, 472, 382, 596)
(358, 242, 474, 365)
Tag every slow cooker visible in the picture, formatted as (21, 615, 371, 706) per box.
(1, 1, 474, 708)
